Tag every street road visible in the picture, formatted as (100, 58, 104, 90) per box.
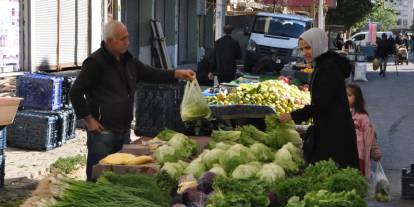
(356, 56, 414, 206)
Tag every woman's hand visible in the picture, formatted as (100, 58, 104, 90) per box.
(279, 113, 292, 123)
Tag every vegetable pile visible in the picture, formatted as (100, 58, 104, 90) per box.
(208, 79, 310, 114)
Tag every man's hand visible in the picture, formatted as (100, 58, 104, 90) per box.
(208, 72, 214, 80)
(279, 113, 292, 123)
(84, 115, 105, 133)
(174, 70, 196, 81)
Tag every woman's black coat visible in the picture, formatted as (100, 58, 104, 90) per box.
(291, 51, 359, 169)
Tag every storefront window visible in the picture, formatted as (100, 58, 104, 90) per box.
(0, 0, 19, 73)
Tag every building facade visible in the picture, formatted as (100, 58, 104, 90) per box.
(384, 0, 414, 30)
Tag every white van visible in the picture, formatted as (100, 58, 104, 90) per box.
(349, 31, 393, 47)
(244, 12, 313, 71)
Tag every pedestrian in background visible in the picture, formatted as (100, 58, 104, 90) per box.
(375, 33, 390, 77)
(208, 25, 242, 83)
(346, 84, 382, 179)
(279, 28, 359, 169)
(70, 21, 195, 181)
(334, 32, 344, 50)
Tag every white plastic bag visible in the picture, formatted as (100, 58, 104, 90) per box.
(354, 62, 368, 81)
(180, 80, 212, 122)
(372, 162, 391, 202)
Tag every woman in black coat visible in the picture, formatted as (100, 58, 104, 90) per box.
(279, 28, 359, 169)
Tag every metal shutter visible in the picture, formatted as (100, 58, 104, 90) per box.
(59, 0, 89, 67)
(76, 0, 89, 65)
(30, 0, 58, 70)
(121, 0, 140, 58)
(91, 0, 104, 52)
(178, 0, 188, 64)
(59, 0, 76, 67)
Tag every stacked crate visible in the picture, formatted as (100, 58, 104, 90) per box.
(0, 128, 6, 188)
(7, 72, 77, 151)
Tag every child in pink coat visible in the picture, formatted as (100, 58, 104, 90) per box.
(346, 84, 382, 179)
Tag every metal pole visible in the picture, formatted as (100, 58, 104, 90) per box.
(273, 0, 276, 13)
(215, 0, 226, 40)
(318, 0, 324, 29)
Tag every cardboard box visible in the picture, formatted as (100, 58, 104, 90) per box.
(120, 144, 151, 155)
(0, 97, 22, 125)
(91, 163, 160, 181)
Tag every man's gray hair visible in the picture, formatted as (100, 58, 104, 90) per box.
(103, 21, 126, 41)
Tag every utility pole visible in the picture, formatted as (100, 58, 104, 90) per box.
(215, 0, 226, 40)
(318, 0, 324, 30)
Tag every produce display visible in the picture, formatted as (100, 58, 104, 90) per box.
(208, 79, 310, 114)
(29, 114, 370, 207)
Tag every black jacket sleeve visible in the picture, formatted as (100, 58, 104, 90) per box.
(69, 58, 101, 119)
(291, 61, 342, 123)
(134, 59, 177, 83)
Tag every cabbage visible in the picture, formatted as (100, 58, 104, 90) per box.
(274, 147, 298, 173)
(219, 144, 257, 172)
(154, 145, 180, 164)
(256, 163, 285, 184)
(240, 125, 269, 144)
(212, 130, 241, 143)
(167, 133, 188, 148)
(265, 115, 295, 131)
(250, 142, 274, 162)
(161, 161, 189, 179)
(283, 143, 304, 165)
(213, 141, 236, 150)
(282, 128, 302, 147)
(265, 115, 302, 149)
(209, 164, 227, 177)
(202, 148, 225, 169)
(232, 162, 261, 180)
(167, 133, 197, 157)
(184, 158, 206, 178)
(156, 128, 179, 141)
(248, 161, 262, 169)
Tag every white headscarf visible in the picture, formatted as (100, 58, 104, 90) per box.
(299, 28, 328, 60)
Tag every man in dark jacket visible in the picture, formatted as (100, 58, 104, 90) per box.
(209, 25, 242, 83)
(375, 33, 390, 77)
(69, 21, 195, 181)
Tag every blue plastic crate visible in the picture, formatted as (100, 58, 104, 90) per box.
(0, 155, 4, 188)
(7, 110, 62, 151)
(21, 108, 76, 144)
(16, 73, 64, 110)
(0, 128, 6, 151)
(36, 72, 78, 108)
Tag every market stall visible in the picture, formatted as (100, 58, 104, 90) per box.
(23, 116, 372, 207)
(22, 77, 374, 207)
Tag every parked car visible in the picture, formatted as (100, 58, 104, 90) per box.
(349, 31, 393, 47)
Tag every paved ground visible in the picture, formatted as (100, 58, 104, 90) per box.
(356, 56, 414, 206)
(4, 130, 87, 181)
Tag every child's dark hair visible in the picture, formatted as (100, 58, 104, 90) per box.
(346, 84, 368, 115)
